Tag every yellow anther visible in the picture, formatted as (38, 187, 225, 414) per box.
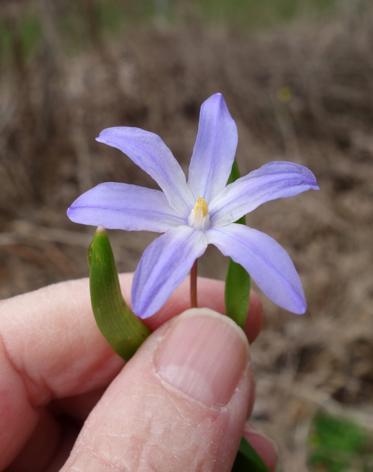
(188, 196, 210, 230)
(194, 197, 208, 218)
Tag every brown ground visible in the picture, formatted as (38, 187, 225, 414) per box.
(1, 5, 373, 471)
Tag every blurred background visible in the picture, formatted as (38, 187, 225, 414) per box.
(1, 0, 373, 470)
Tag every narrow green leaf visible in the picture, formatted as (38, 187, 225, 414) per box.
(225, 161, 251, 329)
(308, 411, 371, 471)
(232, 438, 268, 472)
(89, 227, 150, 360)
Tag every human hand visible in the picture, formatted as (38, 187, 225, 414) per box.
(0, 275, 277, 471)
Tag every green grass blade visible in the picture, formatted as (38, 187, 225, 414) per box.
(88, 227, 150, 360)
(308, 411, 372, 471)
(225, 161, 251, 329)
(232, 437, 268, 472)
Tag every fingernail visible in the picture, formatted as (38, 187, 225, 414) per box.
(155, 309, 249, 407)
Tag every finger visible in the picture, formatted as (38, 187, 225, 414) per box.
(0, 275, 262, 468)
(0, 278, 123, 470)
(145, 276, 263, 343)
(54, 278, 262, 422)
(5, 411, 60, 472)
(0, 275, 261, 404)
(244, 294, 263, 344)
(243, 424, 278, 472)
(0, 337, 39, 470)
(7, 412, 79, 472)
(53, 278, 262, 422)
(62, 309, 253, 472)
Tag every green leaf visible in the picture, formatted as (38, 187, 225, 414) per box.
(225, 161, 251, 329)
(308, 412, 372, 472)
(88, 227, 150, 360)
(233, 437, 268, 472)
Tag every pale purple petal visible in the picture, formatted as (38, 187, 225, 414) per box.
(132, 226, 208, 318)
(209, 161, 319, 226)
(96, 127, 194, 215)
(207, 223, 306, 314)
(188, 93, 238, 202)
(67, 183, 184, 232)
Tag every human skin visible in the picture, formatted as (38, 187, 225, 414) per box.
(0, 275, 277, 471)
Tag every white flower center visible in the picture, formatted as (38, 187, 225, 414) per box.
(188, 197, 210, 230)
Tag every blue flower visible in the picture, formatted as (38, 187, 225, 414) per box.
(68, 93, 319, 318)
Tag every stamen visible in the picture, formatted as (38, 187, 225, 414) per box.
(188, 197, 210, 230)
(194, 197, 208, 218)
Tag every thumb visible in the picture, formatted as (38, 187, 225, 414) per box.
(61, 309, 252, 472)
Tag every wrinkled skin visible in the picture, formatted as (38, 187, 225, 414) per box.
(0, 275, 276, 471)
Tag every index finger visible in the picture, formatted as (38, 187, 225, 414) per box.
(1, 274, 262, 402)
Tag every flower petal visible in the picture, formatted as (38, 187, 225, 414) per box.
(207, 223, 306, 314)
(209, 161, 319, 226)
(96, 127, 194, 215)
(188, 93, 238, 202)
(132, 226, 208, 318)
(67, 183, 184, 232)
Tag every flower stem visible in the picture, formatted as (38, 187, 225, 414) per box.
(190, 259, 198, 308)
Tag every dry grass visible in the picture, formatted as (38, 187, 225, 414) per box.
(1, 3, 373, 470)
